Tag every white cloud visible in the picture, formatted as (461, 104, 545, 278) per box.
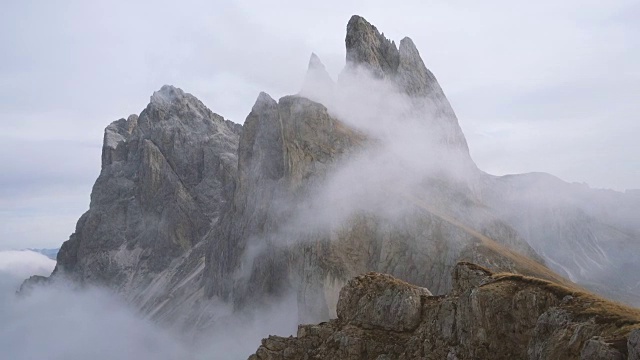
(0, 278, 192, 360)
(0, 250, 55, 279)
(0, 252, 297, 360)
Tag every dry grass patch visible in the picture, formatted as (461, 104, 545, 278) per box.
(489, 272, 640, 331)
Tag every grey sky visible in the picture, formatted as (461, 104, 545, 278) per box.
(1, 0, 638, 250)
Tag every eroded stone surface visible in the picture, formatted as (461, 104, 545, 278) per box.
(53, 85, 240, 327)
(250, 263, 640, 360)
(629, 329, 640, 360)
(337, 273, 431, 332)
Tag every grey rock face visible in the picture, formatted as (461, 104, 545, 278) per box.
(199, 15, 552, 324)
(580, 338, 624, 360)
(343, 15, 471, 157)
(54, 85, 240, 324)
(206, 92, 289, 303)
(205, 92, 367, 316)
(250, 263, 640, 360)
(629, 329, 640, 360)
(480, 172, 640, 307)
(337, 273, 431, 332)
(451, 261, 492, 293)
(345, 15, 399, 78)
(202, 85, 551, 325)
(397, 37, 438, 98)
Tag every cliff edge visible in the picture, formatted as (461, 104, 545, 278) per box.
(251, 262, 640, 359)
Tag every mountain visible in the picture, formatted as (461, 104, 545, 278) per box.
(28, 13, 639, 353)
(250, 263, 640, 359)
(202, 15, 570, 323)
(53, 86, 241, 328)
(479, 172, 640, 306)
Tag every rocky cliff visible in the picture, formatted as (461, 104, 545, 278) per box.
(202, 15, 564, 324)
(54, 85, 240, 326)
(251, 262, 640, 360)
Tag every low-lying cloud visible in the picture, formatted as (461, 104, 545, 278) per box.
(0, 250, 56, 279)
(0, 251, 297, 360)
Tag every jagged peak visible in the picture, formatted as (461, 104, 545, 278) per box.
(342, 18, 441, 99)
(150, 85, 185, 105)
(300, 53, 334, 102)
(346, 15, 385, 42)
(145, 85, 228, 127)
(308, 52, 326, 71)
(396, 36, 438, 98)
(251, 92, 277, 113)
(398, 37, 419, 58)
(345, 15, 399, 78)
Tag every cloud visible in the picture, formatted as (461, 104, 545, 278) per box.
(0, 279, 191, 360)
(0, 251, 297, 360)
(0, 250, 55, 279)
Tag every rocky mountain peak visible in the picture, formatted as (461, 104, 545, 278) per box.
(396, 36, 442, 98)
(54, 84, 241, 313)
(343, 16, 455, 101)
(308, 52, 325, 71)
(300, 53, 334, 101)
(149, 84, 185, 105)
(345, 15, 399, 78)
(145, 85, 220, 124)
(341, 15, 471, 155)
(238, 91, 283, 182)
(252, 91, 278, 112)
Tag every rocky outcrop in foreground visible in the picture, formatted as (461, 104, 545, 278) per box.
(251, 262, 640, 360)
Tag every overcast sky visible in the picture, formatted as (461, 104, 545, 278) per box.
(1, 0, 638, 250)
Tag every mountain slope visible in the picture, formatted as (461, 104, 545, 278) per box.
(54, 85, 240, 326)
(480, 172, 640, 306)
(32, 14, 639, 334)
(202, 15, 560, 323)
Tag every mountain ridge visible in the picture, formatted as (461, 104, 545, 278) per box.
(250, 262, 640, 359)
(23, 14, 640, 356)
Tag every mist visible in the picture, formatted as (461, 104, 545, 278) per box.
(255, 60, 483, 247)
(231, 42, 639, 311)
(0, 251, 298, 360)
